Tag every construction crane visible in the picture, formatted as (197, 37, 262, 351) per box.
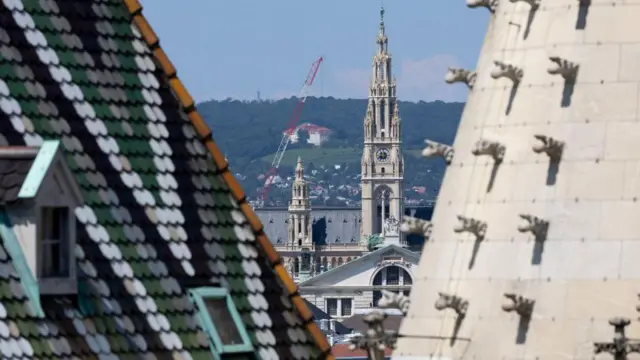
(256, 56, 324, 207)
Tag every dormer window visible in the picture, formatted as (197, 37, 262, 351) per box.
(0, 141, 83, 316)
(189, 287, 253, 356)
(40, 207, 70, 278)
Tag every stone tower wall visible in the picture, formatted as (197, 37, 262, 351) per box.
(396, 1, 640, 359)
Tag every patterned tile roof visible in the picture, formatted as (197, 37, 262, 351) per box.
(0, 148, 36, 204)
(0, 0, 331, 358)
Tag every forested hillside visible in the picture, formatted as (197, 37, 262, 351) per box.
(197, 97, 464, 203)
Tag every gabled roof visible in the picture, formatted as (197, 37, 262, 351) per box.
(0, 0, 331, 358)
(298, 244, 419, 287)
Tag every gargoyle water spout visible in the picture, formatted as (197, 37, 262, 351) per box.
(501, 293, 535, 317)
(378, 290, 410, 316)
(548, 56, 579, 82)
(517, 214, 549, 239)
(471, 139, 505, 163)
(533, 135, 564, 161)
(400, 216, 433, 239)
(509, 0, 540, 10)
(490, 61, 523, 84)
(444, 68, 477, 89)
(422, 139, 455, 164)
(466, 0, 500, 12)
(454, 215, 487, 240)
(435, 292, 469, 316)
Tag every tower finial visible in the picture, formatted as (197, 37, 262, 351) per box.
(380, 6, 385, 29)
(295, 156, 304, 180)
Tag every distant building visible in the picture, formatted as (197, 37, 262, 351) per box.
(285, 122, 332, 146)
(256, 10, 433, 322)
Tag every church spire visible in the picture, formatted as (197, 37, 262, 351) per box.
(360, 6, 404, 246)
(295, 156, 304, 181)
(376, 6, 388, 55)
(288, 157, 313, 252)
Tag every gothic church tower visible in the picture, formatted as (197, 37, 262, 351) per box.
(361, 7, 404, 246)
(288, 157, 312, 250)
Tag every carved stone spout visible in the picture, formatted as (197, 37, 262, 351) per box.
(349, 311, 398, 359)
(454, 215, 487, 240)
(466, 0, 500, 12)
(471, 139, 506, 163)
(509, 0, 540, 9)
(400, 216, 433, 239)
(444, 67, 477, 89)
(378, 290, 410, 316)
(490, 61, 523, 84)
(501, 293, 535, 317)
(435, 292, 469, 316)
(517, 214, 549, 239)
(547, 57, 579, 82)
(533, 135, 564, 161)
(422, 139, 455, 164)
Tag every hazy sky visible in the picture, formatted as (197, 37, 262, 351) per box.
(142, 1, 489, 102)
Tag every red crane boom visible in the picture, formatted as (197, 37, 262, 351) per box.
(256, 56, 323, 207)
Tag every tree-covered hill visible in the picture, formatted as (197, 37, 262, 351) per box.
(197, 97, 464, 203)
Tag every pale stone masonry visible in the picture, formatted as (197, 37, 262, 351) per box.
(394, 1, 640, 359)
(361, 8, 405, 246)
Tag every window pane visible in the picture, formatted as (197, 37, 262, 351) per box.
(40, 207, 69, 278)
(204, 298, 244, 345)
(373, 291, 382, 307)
(42, 242, 67, 277)
(341, 299, 352, 316)
(386, 266, 399, 285)
(326, 299, 338, 316)
(372, 271, 382, 286)
(403, 269, 412, 285)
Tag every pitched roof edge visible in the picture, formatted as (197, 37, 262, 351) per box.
(121, 1, 333, 357)
(298, 244, 419, 286)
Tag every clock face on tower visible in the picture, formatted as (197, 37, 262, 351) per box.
(376, 148, 390, 162)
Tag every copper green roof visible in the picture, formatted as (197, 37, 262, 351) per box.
(0, 0, 332, 358)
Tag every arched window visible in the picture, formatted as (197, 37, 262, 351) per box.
(371, 266, 413, 307)
(330, 257, 337, 269)
(322, 257, 328, 272)
(337, 258, 344, 266)
(372, 271, 383, 306)
(315, 258, 321, 274)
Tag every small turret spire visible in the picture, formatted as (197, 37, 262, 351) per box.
(376, 6, 388, 55)
(295, 156, 304, 181)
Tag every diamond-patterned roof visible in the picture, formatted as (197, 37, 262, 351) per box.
(0, 0, 331, 358)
